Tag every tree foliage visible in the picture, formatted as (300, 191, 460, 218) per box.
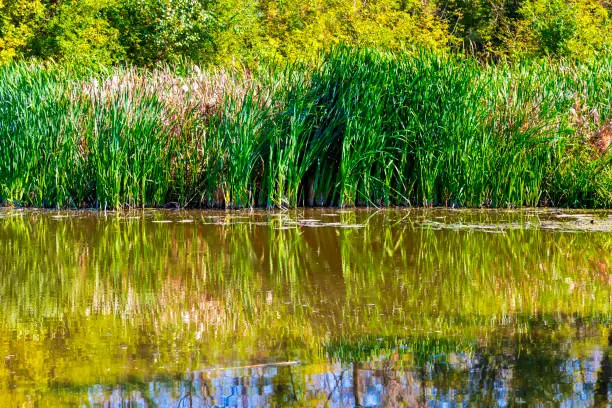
(0, 0, 610, 66)
(106, 0, 219, 65)
(0, 0, 45, 63)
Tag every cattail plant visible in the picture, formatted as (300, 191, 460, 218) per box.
(0, 47, 610, 209)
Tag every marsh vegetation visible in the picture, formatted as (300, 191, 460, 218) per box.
(1, 49, 611, 209)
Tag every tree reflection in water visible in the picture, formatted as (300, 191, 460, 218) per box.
(85, 337, 610, 406)
(0, 209, 609, 406)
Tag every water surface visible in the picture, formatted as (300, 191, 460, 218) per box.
(0, 209, 610, 406)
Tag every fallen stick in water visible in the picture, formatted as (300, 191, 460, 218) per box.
(202, 361, 301, 372)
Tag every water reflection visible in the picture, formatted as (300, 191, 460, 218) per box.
(86, 337, 611, 407)
(0, 209, 610, 406)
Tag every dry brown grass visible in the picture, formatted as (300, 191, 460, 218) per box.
(592, 120, 612, 155)
(78, 66, 261, 137)
(569, 99, 612, 156)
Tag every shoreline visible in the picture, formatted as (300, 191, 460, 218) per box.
(2, 206, 612, 212)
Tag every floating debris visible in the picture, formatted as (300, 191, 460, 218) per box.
(418, 215, 612, 233)
(202, 361, 300, 372)
(319, 222, 342, 227)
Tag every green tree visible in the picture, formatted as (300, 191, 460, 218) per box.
(520, 0, 611, 58)
(521, 0, 578, 55)
(105, 0, 219, 65)
(351, 0, 453, 52)
(437, 0, 525, 58)
(213, 0, 452, 64)
(208, 0, 262, 64)
(45, 0, 124, 66)
(0, 0, 44, 62)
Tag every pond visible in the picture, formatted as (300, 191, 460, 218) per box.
(0, 209, 610, 406)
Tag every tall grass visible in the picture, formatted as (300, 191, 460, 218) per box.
(0, 47, 610, 208)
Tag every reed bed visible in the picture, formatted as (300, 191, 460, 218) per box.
(0, 48, 610, 209)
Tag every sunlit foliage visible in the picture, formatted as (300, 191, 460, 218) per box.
(1, 48, 610, 209)
(0, 0, 610, 65)
(0, 0, 44, 63)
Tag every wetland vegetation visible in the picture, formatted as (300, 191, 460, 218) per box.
(1, 48, 611, 209)
(2, 1, 612, 210)
(1, 1, 612, 406)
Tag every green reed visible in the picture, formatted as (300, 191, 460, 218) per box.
(0, 48, 610, 209)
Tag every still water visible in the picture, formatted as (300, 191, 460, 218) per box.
(0, 209, 610, 407)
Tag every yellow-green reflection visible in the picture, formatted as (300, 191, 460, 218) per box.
(0, 209, 610, 406)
